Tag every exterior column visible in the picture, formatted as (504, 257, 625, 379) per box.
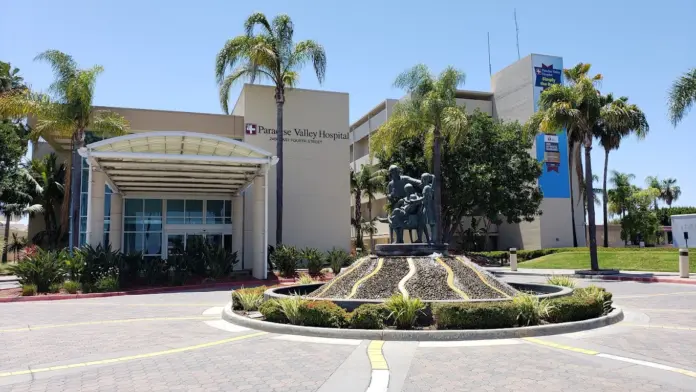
(87, 168, 106, 247)
(252, 175, 266, 279)
(109, 193, 123, 251)
(232, 195, 244, 266)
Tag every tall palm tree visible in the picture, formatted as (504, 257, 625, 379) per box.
(215, 13, 327, 246)
(353, 165, 384, 251)
(645, 175, 662, 210)
(371, 65, 469, 244)
(595, 94, 649, 247)
(0, 61, 26, 94)
(8, 232, 26, 261)
(660, 178, 681, 207)
(668, 68, 696, 126)
(527, 63, 603, 271)
(0, 51, 129, 247)
(610, 171, 636, 219)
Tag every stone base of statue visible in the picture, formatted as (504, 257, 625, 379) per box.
(375, 243, 449, 257)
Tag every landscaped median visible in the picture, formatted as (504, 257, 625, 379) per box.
(223, 284, 623, 341)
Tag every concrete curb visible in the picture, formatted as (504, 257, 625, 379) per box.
(491, 270, 696, 285)
(0, 277, 329, 303)
(221, 303, 624, 341)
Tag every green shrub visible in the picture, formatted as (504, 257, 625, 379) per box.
(48, 283, 61, 293)
(205, 247, 239, 279)
(349, 304, 388, 329)
(297, 273, 315, 285)
(545, 295, 603, 323)
(275, 296, 307, 325)
(9, 249, 65, 292)
(433, 302, 519, 329)
(62, 280, 80, 294)
(546, 275, 576, 288)
(327, 248, 351, 275)
(76, 244, 122, 288)
(384, 294, 426, 329)
(95, 276, 119, 292)
(21, 284, 37, 296)
(575, 286, 613, 315)
(259, 299, 289, 323)
(513, 294, 553, 326)
(272, 245, 301, 277)
(302, 247, 324, 275)
(165, 255, 190, 286)
(298, 300, 349, 328)
(231, 287, 265, 312)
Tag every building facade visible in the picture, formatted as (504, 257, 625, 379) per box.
(349, 54, 586, 250)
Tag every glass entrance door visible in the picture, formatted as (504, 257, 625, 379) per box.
(166, 232, 230, 257)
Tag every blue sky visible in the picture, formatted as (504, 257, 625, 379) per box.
(3, 0, 695, 222)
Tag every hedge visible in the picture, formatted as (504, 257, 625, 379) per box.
(259, 300, 288, 323)
(298, 301, 349, 328)
(349, 304, 389, 330)
(433, 302, 519, 329)
(545, 296, 603, 323)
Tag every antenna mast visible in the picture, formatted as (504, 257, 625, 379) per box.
(487, 32, 492, 77)
(514, 9, 520, 59)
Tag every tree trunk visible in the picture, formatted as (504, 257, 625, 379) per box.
(69, 134, 83, 249)
(568, 141, 578, 247)
(2, 214, 9, 263)
(60, 136, 75, 244)
(367, 198, 373, 252)
(433, 125, 442, 244)
(584, 137, 599, 271)
(354, 190, 362, 249)
(602, 148, 610, 248)
(275, 93, 284, 246)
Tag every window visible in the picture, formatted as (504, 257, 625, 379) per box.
(123, 198, 162, 256)
(206, 200, 224, 224)
(166, 199, 232, 225)
(186, 200, 203, 224)
(166, 200, 185, 224)
(77, 158, 112, 247)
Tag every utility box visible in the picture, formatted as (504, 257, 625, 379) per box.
(671, 214, 696, 248)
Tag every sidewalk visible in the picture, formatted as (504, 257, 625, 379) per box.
(0, 275, 18, 282)
(486, 267, 696, 285)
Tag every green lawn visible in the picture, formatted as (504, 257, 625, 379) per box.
(519, 250, 694, 273)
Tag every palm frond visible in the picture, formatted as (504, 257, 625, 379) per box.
(668, 68, 696, 126)
(289, 40, 326, 84)
(244, 12, 274, 37)
(218, 64, 273, 114)
(215, 36, 253, 85)
(90, 110, 130, 137)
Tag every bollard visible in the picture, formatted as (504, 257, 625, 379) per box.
(679, 249, 689, 278)
(509, 248, 518, 271)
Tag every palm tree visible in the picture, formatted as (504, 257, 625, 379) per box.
(215, 13, 327, 246)
(8, 232, 26, 261)
(371, 65, 468, 244)
(352, 165, 384, 251)
(610, 171, 636, 218)
(0, 176, 41, 262)
(26, 153, 65, 244)
(595, 94, 649, 247)
(645, 175, 662, 210)
(0, 51, 129, 247)
(527, 63, 603, 270)
(350, 169, 364, 250)
(0, 61, 26, 94)
(668, 68, 696, 126)
(660, 178, 681, 207)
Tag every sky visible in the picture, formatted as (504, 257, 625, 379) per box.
(3, 0, 695, 224)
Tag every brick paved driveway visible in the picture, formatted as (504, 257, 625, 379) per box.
(1, 280, 696, 391)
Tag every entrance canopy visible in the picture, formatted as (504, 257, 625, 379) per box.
(78, 131, 278, 195)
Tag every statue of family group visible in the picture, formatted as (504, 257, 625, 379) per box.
(377, 165, 436, 244)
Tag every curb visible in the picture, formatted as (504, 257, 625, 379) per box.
(490, 270, 696, 285)
(221, 303, 625, 341)
(0, 277, 331, 303)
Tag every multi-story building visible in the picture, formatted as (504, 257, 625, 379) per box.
(349, 54, 586, 251)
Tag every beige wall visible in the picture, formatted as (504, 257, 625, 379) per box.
(94, 106, 245, 139)
(455, 98, 493, 115)
(238, 84, 350, 259)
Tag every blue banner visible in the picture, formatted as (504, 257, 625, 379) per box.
(532, 55, 570, 199)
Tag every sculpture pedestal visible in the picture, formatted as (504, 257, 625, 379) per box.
(375, 243, 448, 257)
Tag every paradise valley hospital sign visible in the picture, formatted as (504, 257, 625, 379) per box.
(245, 123, 348, 145)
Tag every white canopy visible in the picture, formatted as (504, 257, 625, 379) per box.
(78, 131, 277, 195)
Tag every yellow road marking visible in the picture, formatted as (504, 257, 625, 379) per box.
(435, 258, 469, 300)
(0, 331, 267, 378)
(314, 257, 369, 297)
(621, 323, 696, 332)
(0, 316, 218, 333)
(367, 340, 388, 370)
(347, 258, 384, 299)
(456, 256, 510, 298)
(522, 337, 600, 355)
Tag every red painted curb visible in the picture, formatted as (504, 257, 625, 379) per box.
(0, 275, 332, 303)
(595, 275, 696, 285)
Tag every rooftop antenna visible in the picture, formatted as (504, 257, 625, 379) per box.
(487, 32, 492, 78)
(514, 9, 520, 60)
